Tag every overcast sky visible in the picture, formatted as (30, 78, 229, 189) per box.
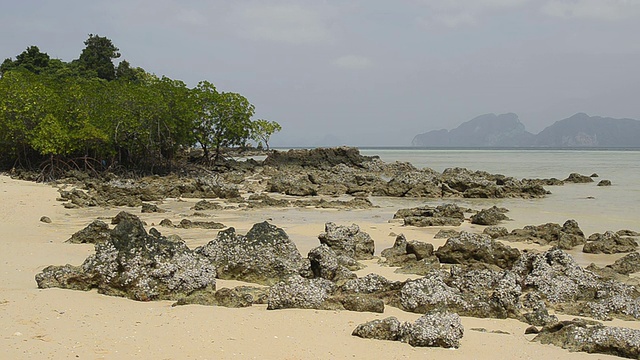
(2, 0, 639, 146)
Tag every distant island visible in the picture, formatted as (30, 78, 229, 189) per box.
(412, 113, 640, 148)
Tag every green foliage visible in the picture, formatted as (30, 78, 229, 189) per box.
(76, 34, 121, 81)
(251, 119, 282, 150)
(0, 35, 278, 175)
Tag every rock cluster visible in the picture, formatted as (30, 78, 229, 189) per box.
(435, 232, 521, 270)
(37, 212, 217, 301)
(318, 222, 375, 260)
(379, 235, 440, 275)
(352, 311, 464, 348)
(470, 206, 510, 226)
(497, 219, 586, 249)
(393, 204, 465, 227)
(583, 231, 638, 254)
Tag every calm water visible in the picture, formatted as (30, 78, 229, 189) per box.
(360, 149, 640, 237)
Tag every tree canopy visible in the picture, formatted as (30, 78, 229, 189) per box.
(0, 34, 281, 179)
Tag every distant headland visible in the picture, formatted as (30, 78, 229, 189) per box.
(412, 113, 640, 148)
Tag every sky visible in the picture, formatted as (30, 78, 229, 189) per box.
(2, 0, 639, 147)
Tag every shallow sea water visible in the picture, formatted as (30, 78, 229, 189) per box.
(360, 148, 640, 237)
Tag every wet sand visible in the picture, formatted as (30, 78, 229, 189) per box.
(1, 174, 638, 359)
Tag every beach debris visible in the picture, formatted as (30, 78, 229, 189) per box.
(393, 203, 465, 227)
(36, 212, 217, 301)
(318, 222, 375, 260)
(583, 231, 638, 254)
(496, 219, 586, 250)
(470, 206, 510, 226)
(352, 311, 464, 348)
(196, 221, 304, 286)
(533, 319, 640, 359)
(435, 231, 521, 270)
(65, 219, 111, 244)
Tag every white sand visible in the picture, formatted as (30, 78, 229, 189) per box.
(1, 174, 638, 359)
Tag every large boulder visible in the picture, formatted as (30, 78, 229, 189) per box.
(307, 244, 357, 283)
(583, 231, 638, 254)
(36, 212, 217, 301)
(318, 222, 375, 260)
(533, 319, 640, 359)
(196, 222, 304, 285)
(435, 232, 521, 269)
(352, 311, 464, 348)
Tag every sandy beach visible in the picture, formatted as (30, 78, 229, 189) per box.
(1, 174, 639, 359)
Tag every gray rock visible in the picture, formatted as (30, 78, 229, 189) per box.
(597, 179, 612, 186)
(483, 226, 509, 239)
(318, 222, 375, 260)
(607, 252, 640, 275)
(40, 216, 52, 223)
(534, 319, 640, 359)
(36, 212, 217, 301)
(353, 311, 464, 349)
(583, 231, 638, 254)
(65, 220, 111, 244)
(435, 231, 521, 269)
(141, 203, 164, 213)
(434, 229, 460, 239)
(470, 206, 510, 226)
(499, 220, 585, 249)
(267, 275, 335, 310)
(196, 222, 304, 285)
(564, 173, 594, 183)
(307, 244, 357, 283)
(394, 204, 464, 227)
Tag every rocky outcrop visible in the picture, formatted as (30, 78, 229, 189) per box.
(483, 226, 509, 239)
(434, 229, 460, 239)
(318, 222, 375, 260)
(36, 212, 217, 301)
(564, 173, 594, 183)
(606, 252, 640, 275)
(583, 231, 638, 254)
(196, 222, 304, 285)
(497, 220, 586, 249)
(393, 204, 464, 227)
(307, 244, 357, 283)
(533, 319, 640, 359)
(440, 168, 548, 199)
(263, 147, 374, 169)
(512, 249, 640, 321)
(379, 235, 440, 275)
(352, 311, 464, 348)
(160, 218, 226, 230)
(435, 232, 521, 270)
(65, 220, 111, 244)
(470, 206, 510, 226)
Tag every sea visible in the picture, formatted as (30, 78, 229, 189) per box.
(359, 148, 640, 238)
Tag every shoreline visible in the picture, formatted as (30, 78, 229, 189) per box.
(1, 160, 639, 359)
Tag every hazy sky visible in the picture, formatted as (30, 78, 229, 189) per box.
(2, 1, 639, 146)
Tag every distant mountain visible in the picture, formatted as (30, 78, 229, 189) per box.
(534, 113, 640, 147)
(412, 113, 535, 147)
(412, 113, 640, 148)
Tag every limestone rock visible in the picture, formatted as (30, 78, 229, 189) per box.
(435, 231, 521, 269)
(65, 220, 111, 244)
(583, 231, 638, 254)
(318, 222, 375, 260)
(470, 206, 510, 226)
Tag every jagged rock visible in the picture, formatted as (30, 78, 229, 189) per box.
(564, 173, 594, 183)
(597, 179, 612, 186)
(583, 231, 638, 254)
(196, 222, 304, 285)
(141, 203, 164, 213)
(435, 232, 521, 269)
(353, 311, 464, 348)
(512, 248, 640, 321)
(434, 229, 460, 239)
(470, 206, 510, 226)
(318, 222, 375, 260)
(498, 220, 586, 249)
(333, 294, 385, 313)
(40, 216, 52, 223)
(617, 230, 640, 237)
(383, 169, 441, 197)
(66, 220, 111, 244)
(533, 319, 640, 359)
(176, 219, 225, 230)
(264, 147, 373, 169)
(607, 252, 640, 275)
(307, 244, 357, 283)
(267, 275, 335, 310)
(379, 235, 440, 275)
(174, 286, 269, 307)
(483, 226, 509, 239)
(393, 204, 464, 227)
(191, 200, 224, 211)
(36, 212, 217, 301)
(441, 167, 547, 199)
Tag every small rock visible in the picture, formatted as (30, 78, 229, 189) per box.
(40, 216, 52, 223)
(597, 180, 612, 186)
